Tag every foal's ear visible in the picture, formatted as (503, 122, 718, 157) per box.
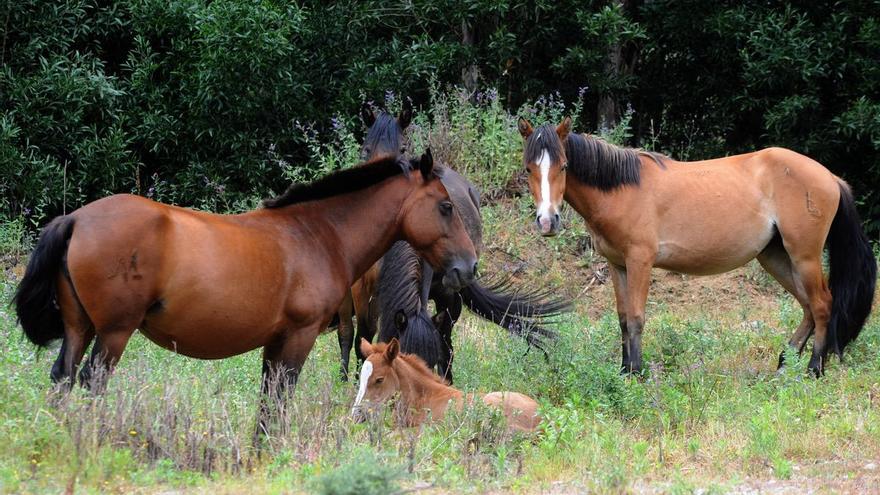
(361, 102, 376, 127)
(398, 99, 413, 130)
(418, 148, 434, 180)
(518, 118, 534, 140)
(385, 338, 400, 362)
(557, 116, 572, 142)
(359, 338, 374, 357)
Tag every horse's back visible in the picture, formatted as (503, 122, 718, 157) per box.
(482, 391, 541, 432)
(62, 194, 292, 357)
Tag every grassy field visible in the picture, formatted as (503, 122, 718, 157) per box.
(1, 199, 879, 494)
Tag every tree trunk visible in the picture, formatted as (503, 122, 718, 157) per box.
(461, 20, 479, 96)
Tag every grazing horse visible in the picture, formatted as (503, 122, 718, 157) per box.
(355, 108, 569, 383)
(518, 117, 876, 376)
(13, 152, 478, 436)
(329, 104, 414, 380)
(351, 338, 541, 432)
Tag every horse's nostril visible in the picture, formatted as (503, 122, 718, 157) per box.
(472, 262, 478, 277)
(554, 213, 560, 221)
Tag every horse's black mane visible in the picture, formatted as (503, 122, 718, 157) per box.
(524, 124, 666, 191)
(263, 154, 412, 208)
(378, 241, 441, 367)
(362, 112, 403, 157)
(522, 124, 566, 169)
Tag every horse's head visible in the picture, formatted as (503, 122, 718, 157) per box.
(351, 338, 402, 422)
(361, 102, 412, 161)
(401, 150, 477, 291)
(518, 117, 571, 236)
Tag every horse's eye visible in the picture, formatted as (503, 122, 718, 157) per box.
(561, 161, 568, 170)
(375, 377, 384, 384)
(439, 201, 453, 217)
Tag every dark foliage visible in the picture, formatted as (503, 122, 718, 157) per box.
(2, 0, 878, 237)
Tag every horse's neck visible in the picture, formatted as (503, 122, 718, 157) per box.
(283, 177, 411, 287)
(564, 174, 639, 232)
(395, 359, 462, 421)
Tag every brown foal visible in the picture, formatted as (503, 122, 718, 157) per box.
(351, 338, 541, 432)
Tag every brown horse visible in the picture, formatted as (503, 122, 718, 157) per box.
(518, 117, 876, 376)
(351, 338, 541, 432)
(13, 152, 477, 434)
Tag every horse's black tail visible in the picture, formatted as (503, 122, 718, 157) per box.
(12, 216, 75, 347)
(827, 182, 877, 356)
(459, 277, 571, 351)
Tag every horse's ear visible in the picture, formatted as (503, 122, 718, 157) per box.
(518, 118, 534, 140)
(359, 338, 374, 357)
(398, 99, 413, 130)
(418, 148, 434, 179)
(385, 338, 400, 362)
(557, 116, 572, 142)
(361, 102, 376, 127)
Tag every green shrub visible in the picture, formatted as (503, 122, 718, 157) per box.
(310, 448, 404, 495)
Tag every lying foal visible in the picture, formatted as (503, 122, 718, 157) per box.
(350, 338, 540, 432)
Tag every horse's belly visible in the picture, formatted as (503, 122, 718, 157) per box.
(655, 235, 773, 275)
(139, 308, 283, 359)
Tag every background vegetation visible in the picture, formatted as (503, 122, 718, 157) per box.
(2, 0, 880, 235)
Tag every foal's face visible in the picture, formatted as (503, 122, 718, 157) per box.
(402, 152, 477, 291)
(519, 117, 571, 236)
(351, 339, 401, 421)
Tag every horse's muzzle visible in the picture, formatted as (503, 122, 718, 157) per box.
(536, 213, 560, 237)
(442, 258, 477, 290)
(351, 405, 367, 423)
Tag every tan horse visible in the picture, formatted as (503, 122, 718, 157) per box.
(518, 118, 876, 376)
(13, 152, 477, 436)
(351, 338, 541, 432)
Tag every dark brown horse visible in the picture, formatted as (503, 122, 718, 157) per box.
(348, 108, 568, 383)
(329, 104, 414, 380)
(519, 118, 876, 376)
(14, 152, 477, 434)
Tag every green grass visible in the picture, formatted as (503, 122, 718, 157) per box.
(1, 226, 879, 493)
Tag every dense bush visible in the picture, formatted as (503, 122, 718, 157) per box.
(2, 0, 879, 236)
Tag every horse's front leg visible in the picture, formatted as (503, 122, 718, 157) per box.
(254, 323, 321, 446)
(609, 264, 630, 373)
(433, 291, 462, 383)
(623, 254, 654, 375)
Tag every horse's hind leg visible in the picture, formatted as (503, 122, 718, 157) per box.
(757, 239, 815, 368)
(55, 274, 95, 390)
(790, 257, 832, 376)
(50, 338, 68, 384)
(352, 274, 378, 364)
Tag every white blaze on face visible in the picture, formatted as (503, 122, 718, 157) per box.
(352, 360, 373, 413)
(537, 149, 553, 218)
